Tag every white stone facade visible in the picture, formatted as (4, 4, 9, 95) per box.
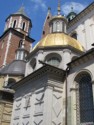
(10, 2, 94, 125)
(11, 67, 65, 125)
(67, 3, 94, 50)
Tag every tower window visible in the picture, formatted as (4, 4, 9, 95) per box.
(43, 31, 45, 35)
(47, 16, 50, 19)
(56, 21, 60, 32)
(75, 73, 94, 124)
(18, 40, 23, 48)
(13, 20, 16, 28)
(22, 22, 25, 31)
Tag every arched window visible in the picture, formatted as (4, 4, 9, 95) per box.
(22, 22, 25, 31)
(75, 73, 94, 124)
(7, 78, 16, 88)
(56, 21, 60, 32)
(13, 20, 16, 28)
(43, 31, 45, 35)
(18, 40, 23, 48)
(47, 57, 60, 67)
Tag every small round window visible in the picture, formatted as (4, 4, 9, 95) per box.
(47, 57, 60, 67)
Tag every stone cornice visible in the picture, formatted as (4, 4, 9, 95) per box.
(68, 2, 94, 28)
(27, 45, 84, 60)
(12, 64, 65, 90)
(68, 48, 94, 68)
(0, 100, 13, 104)
(0, 28, 35, 43)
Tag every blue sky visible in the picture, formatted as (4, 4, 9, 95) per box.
(0, 0, 93, 46)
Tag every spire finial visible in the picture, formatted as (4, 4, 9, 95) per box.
(57, 0, 61, 15)
(71, 6, 73, 12)
(48, 7, 51, 14)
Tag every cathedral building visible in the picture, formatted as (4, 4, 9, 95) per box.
(0, 1, 94, 125)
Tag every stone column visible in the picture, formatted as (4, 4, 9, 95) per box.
(84, 19, 92, 50)
(90, 24, 94, 45)
(36, 50, 44, 70)
(76, 25, 86, 49)
(10, 98, 18, 125)
(43, 86, 53, 125)
(70, 87, 77, 125)
(63, 49, 71, 70)
(18, 16, 22, 29)
(30, 92, 36, 125)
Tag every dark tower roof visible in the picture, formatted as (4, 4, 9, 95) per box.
(0, 60, 26, 76)
(15, 6, 28, 18)
(42, 7, 52, 38)
(67, 7, 77, 22)
(6, 6, 30, 22)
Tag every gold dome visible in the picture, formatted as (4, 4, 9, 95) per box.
(33, 33, 84, 52)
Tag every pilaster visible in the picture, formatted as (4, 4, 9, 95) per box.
(70, 87, 78, 125)
(63, 49, 71, 70)
(43, 86, 53, 125)
(36, 50, 44, 69)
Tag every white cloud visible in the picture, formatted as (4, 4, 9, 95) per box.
(30, 0, 47, 11)
(61, 2, 86, 15)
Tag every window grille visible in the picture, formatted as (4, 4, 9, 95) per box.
(76, 73, 94, 124)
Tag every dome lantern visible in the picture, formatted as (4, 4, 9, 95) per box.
(49, 0, 68, 33)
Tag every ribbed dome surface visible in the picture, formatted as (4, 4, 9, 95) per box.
(33, 33, 84, 51)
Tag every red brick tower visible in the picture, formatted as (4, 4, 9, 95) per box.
(0, 6, 35, 67)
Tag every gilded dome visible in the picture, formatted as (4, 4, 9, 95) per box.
(33, 33, 84, 52)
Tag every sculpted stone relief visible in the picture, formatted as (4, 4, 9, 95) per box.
(52, 91, 63, 125)
(34, 91, 44, 125)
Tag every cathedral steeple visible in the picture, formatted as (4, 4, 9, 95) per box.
(42, 7, 52, 38)
(4, 6, 32, 36)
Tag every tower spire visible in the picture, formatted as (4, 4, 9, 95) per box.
(57, 0, 61, 15)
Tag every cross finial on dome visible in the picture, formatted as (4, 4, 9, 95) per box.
(57, 0, 61, 15)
